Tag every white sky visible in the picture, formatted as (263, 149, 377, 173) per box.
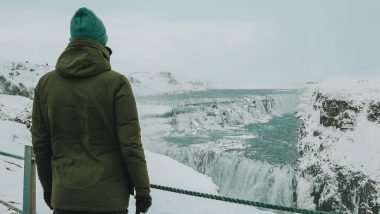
(0, 0, 379, 87)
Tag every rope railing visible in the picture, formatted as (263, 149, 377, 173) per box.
(0, 148, 334, 214)
(0, 199, 22, 214)
(150, 184, 333, 214)
(0, 150, 24, 160)
(0, 149, 26, 214)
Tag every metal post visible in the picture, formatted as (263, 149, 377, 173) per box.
(22, 145, 36, 214)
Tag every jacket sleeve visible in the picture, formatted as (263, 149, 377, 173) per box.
(31, 82, 52, 192)
(114, 75, 150, 196)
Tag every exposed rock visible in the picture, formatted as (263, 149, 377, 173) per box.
(261, 97, 274, 113)
(320, 99, 361, 131)
(0, 75, 33, 98)
(296, 80, 380, 213)
(368, 102, 380, 124)
(303, 164, 380, 213)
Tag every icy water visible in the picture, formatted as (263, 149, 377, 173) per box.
(137, 89, 300, 206)
(138, 89, 300, 165)
(245, 114, 300, 164)
(161, 113, 300, 165)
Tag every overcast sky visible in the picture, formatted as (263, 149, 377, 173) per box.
(0, 0, 379, 87)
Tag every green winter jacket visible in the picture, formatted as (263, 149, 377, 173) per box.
(31, 38, 150, 212)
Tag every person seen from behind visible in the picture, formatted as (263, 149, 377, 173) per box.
(31, 7, 152, 214)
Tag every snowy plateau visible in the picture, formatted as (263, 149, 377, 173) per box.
(0, 61, 380, 214)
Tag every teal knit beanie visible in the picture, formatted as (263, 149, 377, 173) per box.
(70, 7, 108, 46)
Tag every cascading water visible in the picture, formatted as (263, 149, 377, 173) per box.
(164, 146, 296, 206)
(137, 89, 300, 207)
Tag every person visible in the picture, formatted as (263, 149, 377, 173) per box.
(31, 7, 152, 214)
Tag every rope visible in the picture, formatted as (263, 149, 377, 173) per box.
(150, 184, 334, 214)
(0, 151, 24, 160)
(0, 150, 334, 214)
(0, 151, 24, 213)
(0, 199, 22, 214)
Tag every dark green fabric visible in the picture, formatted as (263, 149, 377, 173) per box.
(70, 7, 108, 46)
(32, 38, 150, 212)
(54, 209, 128, 214)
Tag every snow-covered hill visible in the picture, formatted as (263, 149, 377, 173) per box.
(295, 75, 380, 213)
(129, 72, 208, 96)
(0, 61, 51, 98)
(0, 61, 208, 98)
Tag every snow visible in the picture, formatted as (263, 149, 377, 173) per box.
(0, 61, 51, 91)
(0, 150, 273, 214)
(0, 61, 208, 98)
(0, 120, 31, 156)
(295, 176, 316, 210)
(192, 139, 251, 153)
(137, 104, 172, 118)
(295, 74, 380, 210)
(314, 74, 380, 105)
(0, 156, 24, 213)
(333, 110, 380, 181)
(0, 73, 272, 214)
(128, 72, 208, 96)
(0, 94, 32, 128)
(296, 75, 380, 183)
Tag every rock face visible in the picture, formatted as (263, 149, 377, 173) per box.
(296, 77, 380, 214)
(368, 102, 380, 124)
(318, 94, 361, 131)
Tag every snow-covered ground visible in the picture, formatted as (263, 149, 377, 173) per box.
(0, 150, 273, 214)
(297, 75, 380, 183)
(295, 75, 380, 212)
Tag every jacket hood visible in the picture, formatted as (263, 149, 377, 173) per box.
(56, 38, 111, 78)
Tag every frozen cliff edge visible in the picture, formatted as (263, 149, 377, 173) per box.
(0, 61, 208, 98)
(295, 75, 380, 213)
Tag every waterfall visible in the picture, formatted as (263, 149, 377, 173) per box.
(140, 91, 300, 208)
(162, 145, 296, 206)
(166, 94, 299, 134)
